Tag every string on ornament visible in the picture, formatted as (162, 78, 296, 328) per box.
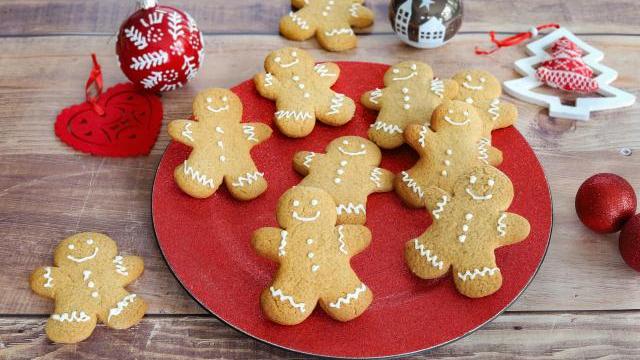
(85, 54, 105, 116)
(475, 23, 560, 55)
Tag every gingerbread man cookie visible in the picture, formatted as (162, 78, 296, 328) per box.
(293, 136, 394, 225)
(280, 0, 375, 52)
(452, 69, 518, 140)
(361, 61, 459, 149)
(405, 166, 530, 298)
(168, 88, 272, 199)
(395, 100, 503, 208)
(254, 47, 356, 138)
(252, 186, 373, 325)
(29, 233, 146, 343)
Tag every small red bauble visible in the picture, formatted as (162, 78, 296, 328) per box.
(116, 0, 204, 92)
(619, 214, 640, 272)
(575, 173, 637, 233)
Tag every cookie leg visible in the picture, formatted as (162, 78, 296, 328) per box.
(224, 162, 268, 201)
(453, 259, 503, 298)
(395, 167, 428, 208)
(315, 91, 356, 127)
(316, 25, 358, 52)
(405, 237, 450, 279)
(46, 298, 98, 343)
(175, 159, 224, 199)
(274, 98, 316, 138)
(368, 109, 405, 149)
(319, 272, 372, 322)
(99, 289, 147, 329)
(261, 278, 317, 325)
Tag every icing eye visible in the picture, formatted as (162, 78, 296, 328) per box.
(311, 199, 319, 206)
(470, 176, 477, 184)
(488, 179, 495, 187)
(342, 140, 349, 145)
(293, 200, 300, 207)
(360, 144, 365, 149)
(206, 97, 212, 103)
(480, 77, 486, 83)
(465, 75, 472, 81)
(86, 239, 94, 245)
(68, 244, 75, 250)
(392, 69, 399, 74)
(411, 64, 417, 70)
(291, 51, 297, 57)
(221, 96, 228, 102)
(274, 57, 281, 63)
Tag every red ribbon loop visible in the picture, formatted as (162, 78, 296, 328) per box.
(85, 54, 105, 115)
(475, 23, 560, 55)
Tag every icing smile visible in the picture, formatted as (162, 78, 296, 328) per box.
(67, 247, 99, 263)
(444, 115, 470, 126)
(278, 59, 299, 68)
(207, 105, 229, 113)
(292, 211, 321, 222)
(338, 147, 366, 156)
(392, 72, 417, 81)
(462, 75, 486, 91)
(465, 176, 495, 201)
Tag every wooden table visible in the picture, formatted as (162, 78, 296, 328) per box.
(1, 1, 639, 358)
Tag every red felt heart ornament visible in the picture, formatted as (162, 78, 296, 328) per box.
(55, 55, 163, 157)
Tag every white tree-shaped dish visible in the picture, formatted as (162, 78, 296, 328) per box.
(503, 27, 636, 121)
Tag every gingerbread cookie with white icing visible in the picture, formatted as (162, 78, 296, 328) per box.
(452, 69, 518, 143)
(293, 136, 394, 225)
(280, 0, 375, 52)
(395, 100, 503, 208)
(168, 88, 272, 200)
(252, 186, 373, 325)
(405, 166, 530, 298)
(29, 232, 146, 343)
(254, 47, 356, 138)
(361, 61, 458, 149)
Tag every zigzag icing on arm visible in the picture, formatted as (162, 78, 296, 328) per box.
(183, 161, 215, 188)
(51, 311, 91, 323)
(369, 167, 383, 188)
(430, 78, 445, 98)
(113, 256, 129, 276)
(337, 225, 348, 255)
(264, 72, 274, 87)
(431, 195, 448, 220)
(289, 11, 310, 30)
(324, 28, 355, 37)
(43, 267, 53, 288)
(371, 120, 403, 135)
(497, 213, 507, 237)
(278, 230, 288, 257)
(457, 267, 500, 281)
(477, 138, 490, 165)
(326, 94, 346, 115)
(401, 171, 424, 199)
(368, 88, 383, 104)
(270, 287, 306, 313)
(242, 125, 258, 142)
(232, 171, 264, 187)
(418, 125, 429, 148)
(329, 283, 367, 309)
(181, 122, 194, 142)
(108, 294, 137, 322)
(336, 203, 366, 215)
(413, 239, 444, 269)
(313, 64, 337, 77)
(488, 98, 501, 121)
(276, 110, 312, 121)
(303, 152, 316, 168)
(349, 3, 361, 17)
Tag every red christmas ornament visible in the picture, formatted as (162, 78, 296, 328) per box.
(55, 55, 163, 157)
(116, 0, 204, 92)
(619, 214, 640, 272)
(536, 37, 599, 94)
(575, 173, 637, 233)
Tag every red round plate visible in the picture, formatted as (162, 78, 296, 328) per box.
(152, 62, 552, 358)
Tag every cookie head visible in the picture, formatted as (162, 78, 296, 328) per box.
(277, 186, 337, 229)
(327, 136, 381, 165)
(455, 166, 514, 209)
(431, 101, 482, 132)
(265, 47, 311, 76)
(54, 232, 118, 267)
(193, 88, 241, 121)
(384, 61, 434, 85)
(454, 69, 501, 101)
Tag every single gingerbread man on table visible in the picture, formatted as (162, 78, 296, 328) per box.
(361, 61, 459, 149)
(168, 88, 272, 200)
(29, 233, 146, 343)
(280, 0, 375, 52)
(252, 186, 373, 325)
(405, 166, 530, 298)
(293, 136, 394, 225)
(395, 100, 503, 208)
(254, 47, 356, 138)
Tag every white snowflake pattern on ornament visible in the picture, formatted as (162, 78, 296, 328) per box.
(170, 41, 185, 56)
(146, 26, 164, 43)
(163, 69, 179, 83)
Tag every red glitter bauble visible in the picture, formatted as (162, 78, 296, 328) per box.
(575, 173, 636, 233)
(619, 214, 640, 272)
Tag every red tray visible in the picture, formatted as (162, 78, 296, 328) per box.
(152, 62, 552, 358)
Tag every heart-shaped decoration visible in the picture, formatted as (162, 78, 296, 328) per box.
(55, 82, 163, 157)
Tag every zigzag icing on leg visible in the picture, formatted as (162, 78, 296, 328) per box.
(327, 93, 346, 115)
(329, 283, 367, 309)
(242, 124, 258, 142)
(183, 161, 215, 188)
(276, 110, 312, 121)
(336, 203, 366, 215)
(369, 167, 383, 188)
(108, 294, 137, 322)
(371, 120, 403, 134)
(51, 311, 91, 323)
(232, 171, 264, 187)
(457, 267, 500, 281)
(400, 171, 424, 199)
(324, 28, 355, 37)
(430, 78, 445, 98)
(270, 287, 306, 313)
(413, 239, 444, 269)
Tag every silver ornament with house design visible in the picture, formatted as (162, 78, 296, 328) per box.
(389, 0, 463, 49)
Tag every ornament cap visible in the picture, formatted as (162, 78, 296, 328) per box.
(138, 0, 158, 9)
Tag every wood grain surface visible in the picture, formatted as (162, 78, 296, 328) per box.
(0, 0, 639, 358)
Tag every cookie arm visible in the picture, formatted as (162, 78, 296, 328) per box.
(167, 120, 199, 146)
(423, 186, 451, 218)
(313, 62, 340, 87)
(254, 72, 281, 101)
(404, 123, 434, 154)
(113, 255, 145, 287)
(369, 167, 394, 192)
(252, 227, 286, 261)
(493, 99, 518, 130)
(442, 79, 459, 99)
(336, 225, 371, 257)
(361, 88, 384, 110)
(497, 213, 531, 247)
(29, 266, 64, 299)
(487, 145, 503, 166)
(242, 123, 272, 146)
(293, 151, 323, 176)
(347, 3, 375, 28)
